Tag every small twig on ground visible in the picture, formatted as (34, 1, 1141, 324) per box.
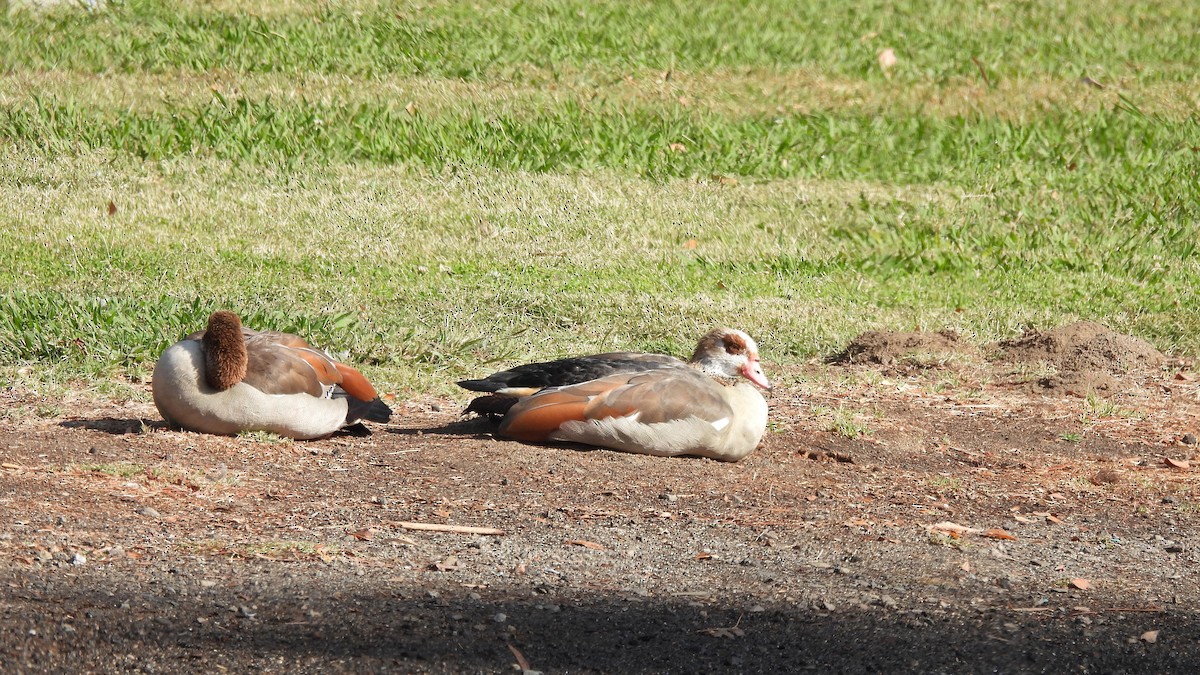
(970, 57, 993, 88)
(392, 521, 505, 535)
(508, 643, 532, 671)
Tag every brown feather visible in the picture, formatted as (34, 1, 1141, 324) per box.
(498, 368, 735, 442)
(288, 347, 342, 386)
(499, 397, 592, 441)
(585, 370, 733, 424)
(333, 362, 380, 401)
(241, 343, 324, 397)
(201, 311, 248, 390)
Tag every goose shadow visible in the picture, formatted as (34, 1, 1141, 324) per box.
(59, 417, 166, 435)
(387, 417, 616, 458)
(59, 418, 380, 440)
(387, 414, 496, 439)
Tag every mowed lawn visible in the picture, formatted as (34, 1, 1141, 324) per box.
(0, 0, 1197, 398)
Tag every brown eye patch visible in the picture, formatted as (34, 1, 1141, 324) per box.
(724, 333, 747, 355)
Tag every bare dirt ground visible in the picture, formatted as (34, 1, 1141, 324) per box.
(2, 323, 1198, 674)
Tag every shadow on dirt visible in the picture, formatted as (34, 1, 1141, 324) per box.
(59, 418, 163, 435)
(389, 416, 495, 439)
(2, 571, 1188, 673)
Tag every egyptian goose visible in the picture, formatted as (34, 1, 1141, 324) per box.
(460, 328, 771, 461)
(152, 311, 392, 439)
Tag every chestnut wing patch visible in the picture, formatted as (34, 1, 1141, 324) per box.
(498, 369, 731, 442)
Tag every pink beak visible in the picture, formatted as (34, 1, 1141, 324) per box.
(742, 358, 772, 391)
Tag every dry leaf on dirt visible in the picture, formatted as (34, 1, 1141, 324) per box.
(982, 528, 1017, 541)
(347, 529, 374, 541)
(1141, 630, 1160, 643)
(1164, 457, 1190, 470)
(431, 556, 462, 572)
(1070, 578, 1091, 590)
(566, 539, 606, 551)
(507, 643, 532, 671)
(695, 552, 713, 560)
(928, 521, 979, 537)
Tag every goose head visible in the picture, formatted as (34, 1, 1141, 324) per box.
(201, 311, 248, 391)
(689, 328, 771, 390)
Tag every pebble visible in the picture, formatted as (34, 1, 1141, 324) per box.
(70, 553, 87, 566)
(493, 613, 507, 623)
(1182, 433, 1197, 445)
(137, 506, 161, 519)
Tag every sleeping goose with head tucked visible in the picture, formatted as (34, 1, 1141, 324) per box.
(152, 311, 392, 439)
(460, 328, 770, 462)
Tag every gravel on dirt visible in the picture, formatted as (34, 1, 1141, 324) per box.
(2, 325, 1198, 673)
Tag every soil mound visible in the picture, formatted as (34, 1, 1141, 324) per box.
(993, 321, 1163, 373)
(834, 330, 978, 365)
(1029, 369, 1122, 397)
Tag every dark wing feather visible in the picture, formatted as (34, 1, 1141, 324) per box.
(458, 353, 685, 393)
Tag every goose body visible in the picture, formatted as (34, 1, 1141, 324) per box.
(152, 311, 392, 439)
(462, 328, 770, 461)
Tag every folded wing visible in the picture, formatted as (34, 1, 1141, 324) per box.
(499, 368, 733, 442)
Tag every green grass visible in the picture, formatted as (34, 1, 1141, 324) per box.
(2, 0, 1198, 82)
(0, 0, 1197, 396)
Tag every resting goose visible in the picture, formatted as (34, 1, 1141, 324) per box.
(461, 328, 771, 461)
(152, 311, 392, 439)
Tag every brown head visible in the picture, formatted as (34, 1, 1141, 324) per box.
(201, 311, 248, 391)
(689, 328, 771, 390)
